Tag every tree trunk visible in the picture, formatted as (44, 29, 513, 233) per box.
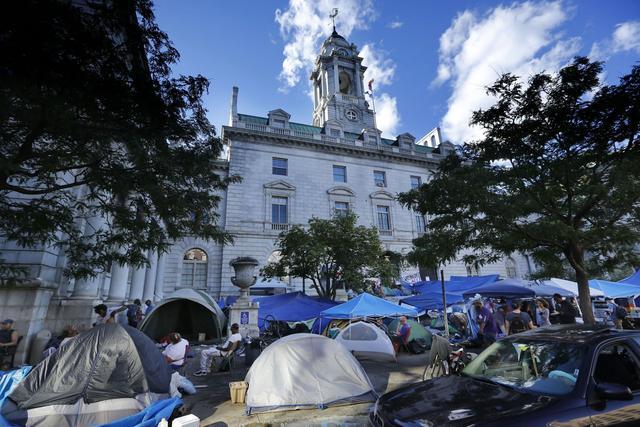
(565, 243, 595, 325)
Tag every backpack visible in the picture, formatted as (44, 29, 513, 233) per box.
(615, 306, 627, 320)
(509, 314, 527, 335)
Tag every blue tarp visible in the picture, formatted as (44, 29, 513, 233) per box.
(401, 292, 465, 311)
(96, 397, 182, 427)
(320, 293, 418, 319)
(1, 367, 32, 427)
(621, 269, 640, 286)
(589, 279, 640, 298)
(462, 279, 536, 298)
(257, 292, 338, 330)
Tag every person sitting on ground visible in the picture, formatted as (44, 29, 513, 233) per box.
(42, 324, 79, 358)
(551, 294, 578, 325)
(193, 323, 242, 376)
(162, 332, 189, 371)
(0, 319, 18, 357)
(505, 302, 535, 335)
(391, 316, 411, 353)
(93, 304, 127, 326)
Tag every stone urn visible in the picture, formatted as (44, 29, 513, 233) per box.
(229, 257, 259, 302)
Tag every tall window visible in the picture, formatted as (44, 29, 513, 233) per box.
(182, 248, 208, 288)
(415, 213, 426, 233)
(334, 201, 349, 217)
(271, 196, 288, 224)
(377, 205, 391, 230)
(506, 257, 518, 278)
(374, 171, 386, 187)
(272, 157, 288, 176)
(333, 165, 347, 183)
(410, 176, 422, 190)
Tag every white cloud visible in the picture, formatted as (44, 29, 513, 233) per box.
(590, 20, 640, 59)
(275, 0, 376, 90)
(435, 1, 580, 143)
(388, 20, 403, 29)
(361, 43, 400, 137)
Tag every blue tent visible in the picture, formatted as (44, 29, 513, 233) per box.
(401, 292, 464, 311)
(621, 269, 640, 286)
(320, 293, 418, 319)
(450, 274, 500, 286)
(257, 292, 338, 330)
(589, 280, 640, 298)
(462, 279, 536, 298)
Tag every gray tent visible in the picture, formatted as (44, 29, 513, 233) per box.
(1, 323, 171, 427)
(140, 289, 226, 342)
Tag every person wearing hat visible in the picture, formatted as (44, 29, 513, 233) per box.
(0, 319, 18, 356)
(472, 300, 498, 347)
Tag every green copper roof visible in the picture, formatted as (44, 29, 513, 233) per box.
(381, 138, 398, 146)
(414, 145, 435, 153)
(238, 113, 322, 135)
(344, 131, 361, 140)
(290, 122, 322, 134)
(238, 114, 268, 125)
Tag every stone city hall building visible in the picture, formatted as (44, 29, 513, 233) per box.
(0, 28, 535, 363)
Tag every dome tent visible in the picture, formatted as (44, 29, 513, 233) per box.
(387, 318, 433, 348)
(1, 324, 171, 427)
(140, 288, 226, 342)
(245, 334, 376, 414)
(335, 322, 395, 362)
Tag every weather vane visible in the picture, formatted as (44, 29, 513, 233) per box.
(330, 8, 338, 31)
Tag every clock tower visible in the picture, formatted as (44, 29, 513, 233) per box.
(310, 28, 380, 143)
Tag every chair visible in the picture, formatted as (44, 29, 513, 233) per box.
(213, 340, 240, 373)
(1, 336, 23, 370)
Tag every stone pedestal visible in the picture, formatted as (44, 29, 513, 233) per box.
(228, 299, 260, 339)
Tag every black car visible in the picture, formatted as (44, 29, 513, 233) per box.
(371, 325, 640, 426)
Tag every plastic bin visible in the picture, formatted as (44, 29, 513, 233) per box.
(229, 381, 248, 404)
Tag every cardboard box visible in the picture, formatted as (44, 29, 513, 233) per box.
(229, 381, 248, 404)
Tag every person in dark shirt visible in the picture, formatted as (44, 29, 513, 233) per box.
(0, 319, 18, 362)
(473, 299, 498, 346)
(552, 294, 578, 324)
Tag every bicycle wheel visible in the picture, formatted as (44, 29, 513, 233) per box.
(423, 355, 444, 381)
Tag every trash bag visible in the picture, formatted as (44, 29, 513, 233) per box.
(409, 338, 428, 354)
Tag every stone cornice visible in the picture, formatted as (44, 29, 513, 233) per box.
(222, 125, 442, 168)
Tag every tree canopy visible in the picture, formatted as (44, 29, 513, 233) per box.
(0, 0, 238, 279)
(261, 213, 385, 299)
(398, 57, 640, 324)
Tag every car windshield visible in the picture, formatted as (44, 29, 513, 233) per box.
(462, 339, 586, 396)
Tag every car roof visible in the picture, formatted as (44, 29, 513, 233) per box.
(507, 325, 640, 344)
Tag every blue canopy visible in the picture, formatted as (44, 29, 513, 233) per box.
(450, 274, 500, 287)
(589, 279, 640, 298)
(320, 293, 418, 319)
(621, 269, 640, 286)
(462, 279, 536, 298)
(401, 292, 464, 311)
(257, 292, 337, 330)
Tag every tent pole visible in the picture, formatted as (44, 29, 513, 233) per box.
(441, 269, 449, 339)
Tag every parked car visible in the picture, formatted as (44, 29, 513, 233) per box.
(371, 325, 640, 426)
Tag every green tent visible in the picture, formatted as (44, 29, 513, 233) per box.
(388, 319, 432, 348)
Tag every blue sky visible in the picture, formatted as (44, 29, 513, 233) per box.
(154, 0, 640, 142)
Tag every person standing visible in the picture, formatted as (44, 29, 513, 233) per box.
(506, 302, 535, 335)
(144, 299, 154, 316)
(473, 299, 498, 346)
(536, 299, 551, 327)
(552, 294, 578, 324)
(126, 299, 144, 328)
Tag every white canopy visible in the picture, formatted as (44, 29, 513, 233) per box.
(245, 333, 376, 414)
(335, 322, 396, 362)
(253, 277, 289, 289)
(547, 278, 605, 297)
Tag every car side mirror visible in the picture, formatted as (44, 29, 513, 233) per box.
(596, 382, 633, 401)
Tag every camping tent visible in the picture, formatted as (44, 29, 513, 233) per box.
(1, 324, 171, 427)
(320, 293, 418, 319)
(140, 289, 226, 342)
(245, 334, 376, 413)
(387, 318, 433, 348)
(335, 322, 395, 362)
(257, 292, 337, 331)
(462, 279, 536, 299)
(589, 279, 640, 298)
(621, 270, 640, 286)
(400, 292, 464, 311)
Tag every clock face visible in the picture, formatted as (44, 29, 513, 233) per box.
(345, 109, 358, 121)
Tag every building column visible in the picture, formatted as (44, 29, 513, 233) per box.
(142, 250, 158, 302)
(129, 265, 146, 302)
(107, 261, 129, 302)
(71, 215, 105, 298)
(333, 61, 339, 94)
(153, 254, 165, 302)
(355, 62, 362, 97)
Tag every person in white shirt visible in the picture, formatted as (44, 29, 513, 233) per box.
(162, 332, 189, 370)
(93, 304, 126, 326)
(194, 323, 242, 376)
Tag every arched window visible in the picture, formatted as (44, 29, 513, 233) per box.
(182, 248, 208, 288)
(506, 257, 518, 279)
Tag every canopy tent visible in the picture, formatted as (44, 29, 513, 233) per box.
(320, 293, 418, 320)
(547, 278, 605, 297)
(449, 274, 500, 287)
(621, 269, 640, 286)
(387, 318, 433, 347)
(245, 334, 376, 414)
(400, 292, 464, 311)
(1, 324, 171, 427)
(140, 289, 226, 342)
(462, 279, 536, 299)
(526, 281, 576, 297)
(256, 292, 337, 331)
(253, 277, 289, 289)
(589, 279, 640, 298)
(335, 322, 396, 362)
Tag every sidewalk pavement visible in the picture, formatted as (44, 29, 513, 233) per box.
(180, 346, 431, 426)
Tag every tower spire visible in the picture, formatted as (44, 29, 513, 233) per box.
(330, 8, 338, 33)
